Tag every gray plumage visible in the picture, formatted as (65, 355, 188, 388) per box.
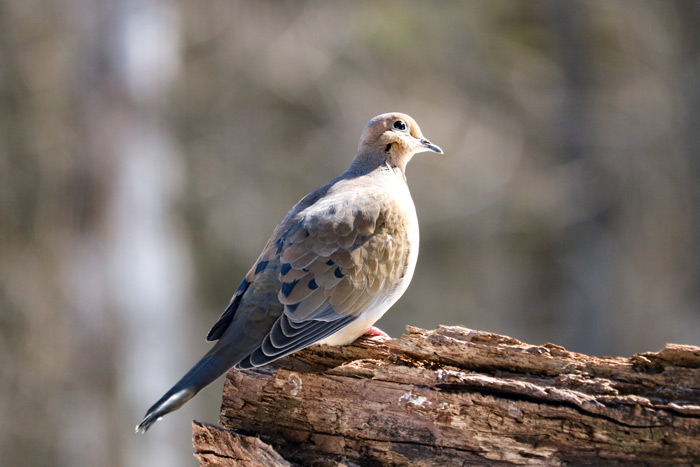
(136, 112, 442, 433)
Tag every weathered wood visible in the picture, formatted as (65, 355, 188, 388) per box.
(193, 326, 700, 466)
(192, 421, 291, 467)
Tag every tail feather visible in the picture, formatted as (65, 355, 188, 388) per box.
(135, 355, 232, 433)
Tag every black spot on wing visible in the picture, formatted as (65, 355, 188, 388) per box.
(326, 259, 334, 266)
(281, 263, 292, 275)
(334, 267, 344, 279)
(281, 279, 298, 298)
(206, 278, 251, 341)
(236, 278, 249, 293)
(276, 223, 304, 255)
(308, 279, 318, 290)
(255, 260, 269, 274)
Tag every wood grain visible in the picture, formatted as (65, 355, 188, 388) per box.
(193, 326, 700, 466)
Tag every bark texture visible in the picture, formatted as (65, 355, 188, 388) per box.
(192, 326, 700, 466)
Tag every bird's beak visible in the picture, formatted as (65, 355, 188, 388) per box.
(419, 137, 443, 154)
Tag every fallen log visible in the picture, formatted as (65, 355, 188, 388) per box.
(193, 325, 700, 466)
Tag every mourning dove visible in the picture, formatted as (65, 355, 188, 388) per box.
(136, 112, 443, 432)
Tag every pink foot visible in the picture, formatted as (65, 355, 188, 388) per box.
(363, 326, 390, 339)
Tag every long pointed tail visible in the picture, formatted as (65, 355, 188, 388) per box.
(135, 355, 232, 433)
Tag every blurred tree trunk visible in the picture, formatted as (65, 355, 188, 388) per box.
(544, 1, 617, 355)
(194, 326, 700, 466)
(677, 1, 700, 315)
(0, 0, 192, 465)
(74, 1, 195, 466)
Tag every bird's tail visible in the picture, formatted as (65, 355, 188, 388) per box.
(135, 354, 232, 433)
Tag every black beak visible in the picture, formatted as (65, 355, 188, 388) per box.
(420, 138, 443, 154)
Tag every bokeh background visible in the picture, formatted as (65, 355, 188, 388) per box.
(2, 1, 699, 465)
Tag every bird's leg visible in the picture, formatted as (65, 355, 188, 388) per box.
(363, 326, 390, 339)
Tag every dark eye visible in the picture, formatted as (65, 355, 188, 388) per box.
(393, 120, 408, 132)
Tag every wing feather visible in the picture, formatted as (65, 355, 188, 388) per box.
(206, 181, 412, 371)
(243, 314, 355, 368)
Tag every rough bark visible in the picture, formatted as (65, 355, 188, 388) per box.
(192, 326, 700, 466)
(193, 421, 291, 467)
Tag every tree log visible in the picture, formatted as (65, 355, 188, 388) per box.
(192, 326, 700, 466)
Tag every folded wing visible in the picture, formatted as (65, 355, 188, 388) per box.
(206, 184, 411, 369)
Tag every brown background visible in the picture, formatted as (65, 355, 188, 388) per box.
(1, 1, 699, 466)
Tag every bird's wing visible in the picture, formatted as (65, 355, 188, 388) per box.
(206, 182, 412, 368)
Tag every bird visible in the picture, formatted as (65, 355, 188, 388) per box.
(136, 112, 443, 433)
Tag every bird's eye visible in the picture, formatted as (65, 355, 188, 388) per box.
(393, 120, 408, 132)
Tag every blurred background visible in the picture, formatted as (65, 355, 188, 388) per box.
(2, 0, 699, 465)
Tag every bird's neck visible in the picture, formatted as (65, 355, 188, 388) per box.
(346, 149, 408, 180)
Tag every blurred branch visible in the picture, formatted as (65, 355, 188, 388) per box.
(193, 326, 700, 466)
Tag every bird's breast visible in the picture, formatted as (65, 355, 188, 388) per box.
(318, 175, 419, 346)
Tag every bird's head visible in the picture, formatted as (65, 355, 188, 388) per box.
(356, 112, 443, 173)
